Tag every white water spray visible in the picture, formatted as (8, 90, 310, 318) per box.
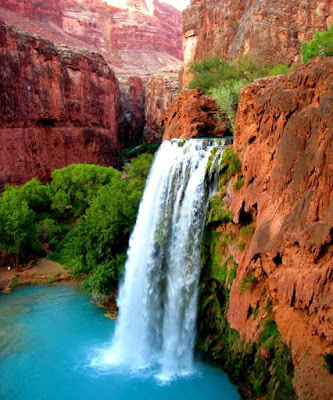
(104, 139, 227, 378)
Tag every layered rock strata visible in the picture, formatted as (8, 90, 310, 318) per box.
(144, 66, 182, 142)
(0, 20, 122, 187)
(182, 0, 333, 87)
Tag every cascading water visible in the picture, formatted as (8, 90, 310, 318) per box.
(105, 139, 228, 379)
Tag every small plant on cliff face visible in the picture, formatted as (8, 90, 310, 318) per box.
(188, 55, 292, 132)
(208, 194, 233, 224)
(240, 273, 258, 293)
(237, 224, 255, 251)
(234, 177, 245, 191)
(301, 25, 333, 63)
(324, 354, 333, 374)
(210, 80, 246, 131)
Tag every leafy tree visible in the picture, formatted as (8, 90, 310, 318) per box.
(0, 189, 42, 268)
(301, 25, 333, 63)
(49, 164, 120, 217)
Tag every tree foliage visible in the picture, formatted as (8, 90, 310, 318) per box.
(188, 55, 293, 132)
(0, 153, 154, 293)
(301, 25, 333, 63)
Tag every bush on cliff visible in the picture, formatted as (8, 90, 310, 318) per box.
(301, 25, 333, 63)
(188, 55, 293, 131)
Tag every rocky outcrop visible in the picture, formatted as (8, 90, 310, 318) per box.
(182, 0, 333, 87)
(0, 20, 122, 187)
(0, 0, 183, 80)
(161, 89, 228, 140)
(227, 57, 333, 400)
(144, 65, 182, 142)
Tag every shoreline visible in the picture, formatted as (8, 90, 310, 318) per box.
(0, 258, 73, 294)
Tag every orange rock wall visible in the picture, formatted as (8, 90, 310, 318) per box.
(182, 0, 333, 87)
(0, 21, 122, 187)
(228, 58, 333, 399)
(0, 0, 183, 62)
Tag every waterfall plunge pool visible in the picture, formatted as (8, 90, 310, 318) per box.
(0, 285, 240, 400)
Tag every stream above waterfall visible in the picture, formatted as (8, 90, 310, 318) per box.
(0, 285, 240, 400)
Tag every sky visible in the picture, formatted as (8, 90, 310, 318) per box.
(161, 0, 190, 11)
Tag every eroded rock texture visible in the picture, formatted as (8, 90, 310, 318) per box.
(0, 0, 183, 80)
(0, 21, 122, 187)
(228, 57, 333, 399)
(162, 89, 228, 140)
(144, 66, 182, 142)
(182, 0, 333, 87)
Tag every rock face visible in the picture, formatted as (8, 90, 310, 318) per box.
(0, 0, 183, 80)
(182, 0, 333, 87)
(0, 20, 122, 187)
(0, 0, 183, 186)
(228, 58, 333, 399)
(161, 89, 228, 141)
(144, 66, 182, 142)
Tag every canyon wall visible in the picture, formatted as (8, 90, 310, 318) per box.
(0, 0, 183, 80)
(189, 58, 333, 400)
(144, 66, 181, 142)
(182, 0, 333, 87)
(0, 0, 183, 186)
(228, 57, 333, 399)
(0, 20, 122, 187)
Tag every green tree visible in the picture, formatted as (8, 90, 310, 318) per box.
(301, 25, 333, 63)
(0, 190, 42, 268)
(49, 164, 120, 217)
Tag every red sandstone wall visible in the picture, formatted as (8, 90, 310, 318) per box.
(182, 0, 333, 86)
(228, 58, 333, 400)
(0, 21, 122, 187)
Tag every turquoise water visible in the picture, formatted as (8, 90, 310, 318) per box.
(0, 285, 240, 400)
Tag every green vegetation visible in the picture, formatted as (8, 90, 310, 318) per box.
(198, 240, 295, 399)
(234, 177, 244, 191)
(188, 55, 293, 132)
(200, 142, 294, 399)
(208, 194, 233, 224)
(239, 273, 258, 293)
(301, 25, 333, 63)
(0, 153, 154, 294)
(237, 224, 255, 251)
(324, 354, 333, 374)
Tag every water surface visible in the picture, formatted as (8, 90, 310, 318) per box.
(0, 285, 240, 400)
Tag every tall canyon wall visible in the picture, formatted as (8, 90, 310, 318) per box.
(182, 0, 333, 86)
(0, 0, 182, 186)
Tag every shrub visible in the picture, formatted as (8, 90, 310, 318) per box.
(234, 177, 245, 191)
(240, 273, 258, 292)
(49, 164, 120, 217)
(324, 354, 333, 374)
(188, 55, 292, 132)
(0, 189, 43, 268)
(301, 25, 333, 63)
(208, 194, 233, 224)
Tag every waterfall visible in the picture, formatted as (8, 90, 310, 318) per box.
(107, 139, 227, 379)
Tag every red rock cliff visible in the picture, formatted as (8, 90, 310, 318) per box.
(0, 0, 183, 79)
(0, 20, 122, 187)
(182, 0, 333, 86)
(227, 57, 333, 399)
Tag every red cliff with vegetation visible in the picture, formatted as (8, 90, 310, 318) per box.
(228, 57, 333, 399)
(0, 0, 182, 186)
(0, 20, 122, 187)
(182, 0, 333, 86)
